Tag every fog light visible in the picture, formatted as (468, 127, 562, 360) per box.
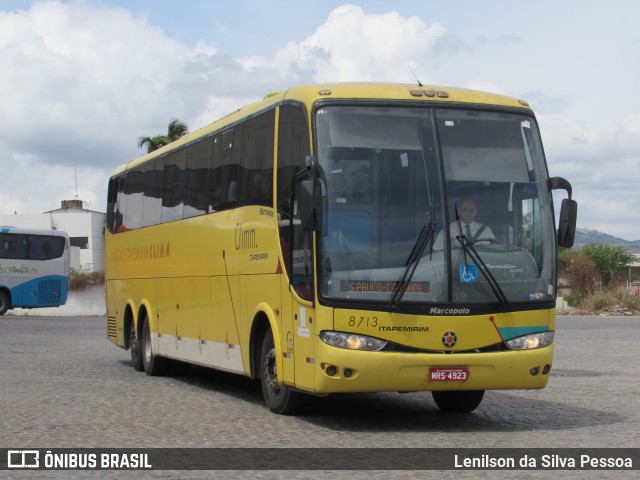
(344, 368, 353, 378)
(325, 365, 337, 376)
(530, 367, 539, 376)
(542, 364, 551, 375)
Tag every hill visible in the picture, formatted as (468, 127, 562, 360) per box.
(574, 228, 640, 249)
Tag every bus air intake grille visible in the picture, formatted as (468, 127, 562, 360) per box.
(382, 342, 508, 354)
(38, 280, 62, 305)
(107, 317, 117, 340)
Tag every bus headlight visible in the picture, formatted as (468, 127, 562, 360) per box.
(320, 331, 387, 351)
(505, 331, 554, 350)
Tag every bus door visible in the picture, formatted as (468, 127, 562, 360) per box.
(279, 180, 316, 391)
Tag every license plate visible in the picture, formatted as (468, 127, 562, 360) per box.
(429, 367, 469, 382)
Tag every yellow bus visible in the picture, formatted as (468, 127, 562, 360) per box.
(105, 83, 577, 414)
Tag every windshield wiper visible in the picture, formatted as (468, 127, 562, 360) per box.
(389, 222, 435, 307)
(455, 229, 510, 311)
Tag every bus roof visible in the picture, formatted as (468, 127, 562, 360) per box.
(1, 226, 69, 238)
(111, 82, 532, 177)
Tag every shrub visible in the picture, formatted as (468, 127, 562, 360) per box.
(579, 291, 616, 312)
(570, 288, 640, 314)
(564, 292, 580, 307)
(564, 253, 597, 298)
(68, 267, 105, 291)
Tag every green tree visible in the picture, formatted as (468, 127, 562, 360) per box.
(137, 118, 189, 153)
(582, 244, 635, 287)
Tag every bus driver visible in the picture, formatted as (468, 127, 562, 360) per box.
(433, 197, 495, 249)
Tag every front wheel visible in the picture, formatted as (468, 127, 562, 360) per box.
(260, 329, 304, 414)
(0, 291, 10, 316)
(432, 390, 485, 413)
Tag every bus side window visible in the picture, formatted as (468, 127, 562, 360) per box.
(124, 169, 144, 230)
(292, 192, 314, 301)
(28, 235, 45, 260)
(161, 149, 186, 222)
(4, 234, 28, 259)
(184, 137, 212, 218)
(238, 110, 274, 207)
(276, 103, 312, 298)
(0, 233, 7, 258)
(210, 129, 238, 211)
(142, 160, 163, 227)
(105, 174, 127, 233)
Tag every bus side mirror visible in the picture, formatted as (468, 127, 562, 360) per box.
(299, 179, 322, 232)
(549, 177, 578, 248)
(548, 176, 572, 199)
(557, 198, 577, 248)
(549, 176, 577, 248)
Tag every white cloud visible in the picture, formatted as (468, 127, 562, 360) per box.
(541, 114, 640, 239)
(0, 2, 456, 216)
(273, 5, 448, 83)
(0, 153, 104, 214)
(1, 2, 189, 163)
(465, 81, 506, 95)
(0, 1, 268, 215)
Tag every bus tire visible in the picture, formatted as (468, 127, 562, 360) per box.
(129, 319, 144, 371)
(260, 329, 303, 415)
(0, 291, 10, 316)
(142, 316, 169, 376)
(432, 390, 485, 413)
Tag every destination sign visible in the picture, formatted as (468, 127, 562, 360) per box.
(341, 280, 429, 293)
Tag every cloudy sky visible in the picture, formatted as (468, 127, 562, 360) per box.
(1, 0, 639, 240)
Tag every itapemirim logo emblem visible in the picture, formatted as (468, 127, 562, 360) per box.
(442, 331, 457, 348)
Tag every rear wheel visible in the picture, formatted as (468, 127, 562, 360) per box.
(260, 329, 304, 414)
(0, 291, 10, 316)
(142, 316, 169, 376)
(432, 390, 485, 413)
(129, 319, 143, 371)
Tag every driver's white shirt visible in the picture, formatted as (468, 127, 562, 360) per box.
(433, 221, 495, 250)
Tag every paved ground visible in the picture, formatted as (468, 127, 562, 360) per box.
(0, 315, 638, 479)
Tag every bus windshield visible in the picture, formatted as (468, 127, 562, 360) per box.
(315, 105, 555, 307)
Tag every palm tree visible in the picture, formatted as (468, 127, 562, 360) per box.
(166, 118, 189, 142)
(137, 118, 189, 153)
(136, 135, 167, 153)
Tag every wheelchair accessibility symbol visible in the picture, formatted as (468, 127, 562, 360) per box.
(459, 264, 478, 283)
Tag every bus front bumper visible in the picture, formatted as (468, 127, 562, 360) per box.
(312, 339, 553, 393)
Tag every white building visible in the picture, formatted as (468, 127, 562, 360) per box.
(1, 200, 105, 272)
